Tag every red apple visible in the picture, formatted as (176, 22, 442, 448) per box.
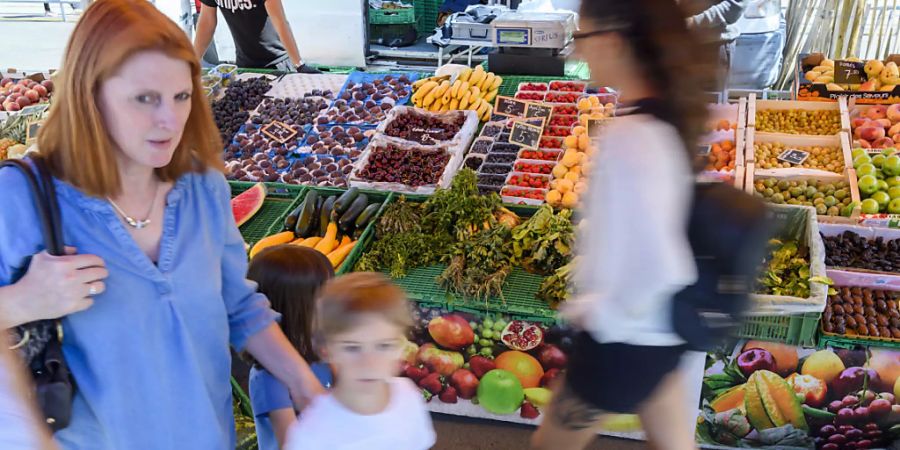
(535, 344, 568, 370)
(737, 348, 778, 377)
(427, 314, 475, 350)
(833, 367, 881, 398)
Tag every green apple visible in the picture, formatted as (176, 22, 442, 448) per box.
(858, 163, 878, 177)
(884, 147, 898, 157)
(884, 155, 900, 177)
(862, 198, 881, 214)
(872, 191, 892, 210)
(859, 174, 880, 196)
(879, 180, 890, 192)
(852, 148, 868, 160)
(842, 201, 860, 217)
(873, 154, 887, 168)
(854, 154, 873, 169)
(887, 176, 900, 187)
(889, 186, 900, 199)
(890, 198, 900, 214)
(477, 369, 525, 415)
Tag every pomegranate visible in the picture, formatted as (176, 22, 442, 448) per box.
(500, 320, 544, 351)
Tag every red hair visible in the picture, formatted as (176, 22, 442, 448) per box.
(38, 0, 223, 198)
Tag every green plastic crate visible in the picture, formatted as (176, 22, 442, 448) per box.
(266, 187, 394, 275)
(369, 6, 416, 25)
(229, 181, 306, 247)
(817, 331, 900, 350)
(413, 0, 441, 37)
(346, 195, 557, 323)
(734, 312, 821, 347)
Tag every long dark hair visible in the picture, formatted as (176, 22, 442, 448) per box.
(580, 0, 715, 169)
(247, 245, 335, 363)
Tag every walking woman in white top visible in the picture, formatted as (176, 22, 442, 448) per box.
(532, 1, 718, 449)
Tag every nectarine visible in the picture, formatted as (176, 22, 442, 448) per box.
(859, 125, 887, 141)
(867, 105, 888, 120)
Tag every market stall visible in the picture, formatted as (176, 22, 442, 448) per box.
(4, 56, 900, 450)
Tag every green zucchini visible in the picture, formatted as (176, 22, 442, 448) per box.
(333, 187, 359, 216)
(354, 203, 381, 229)
(294, 190, 318, 238)
(319, 196, 336, 236)
(283, 203, 304, 232)
(338, 194, 369, 234)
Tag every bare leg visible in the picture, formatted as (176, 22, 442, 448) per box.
(637, 369, 697, 450)
(531, 375, 608, 450)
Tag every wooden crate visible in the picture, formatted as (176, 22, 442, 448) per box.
(746, 163, 861, 223)
(748, 93, 850, 134)
(746, 130, 853, 172)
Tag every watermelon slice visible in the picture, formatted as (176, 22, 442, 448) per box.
(231, 183, 266, 227)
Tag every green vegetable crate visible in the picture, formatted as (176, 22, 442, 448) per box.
(817, 327, 900, 350)
(369, 6, 416, 25)
(413, 0, 441, 37)
(229, 181, 306, 247)
(734, 312, 821, 347)
(350, 194, 560, 325)
(260, 187, 394, 275)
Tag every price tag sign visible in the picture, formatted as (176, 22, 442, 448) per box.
(261, 121, 298, 144)
(697, 144, 711, 156)
(509, 120, 543, 149)
(525, 102, 553, 121)
(777, 149, 810, 165)
(835, 60, 865, 84)
(25, 119, 43, 144)
(19, 103, 49, 117)
(494, 96, 528, 118)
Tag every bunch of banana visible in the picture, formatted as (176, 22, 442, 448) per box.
(410, 66, 502, 121)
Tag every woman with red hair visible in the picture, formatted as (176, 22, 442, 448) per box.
(0, 1, 323, 447)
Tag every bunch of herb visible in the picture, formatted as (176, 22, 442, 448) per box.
(375, 196, 423, 238)
(355, 230, 451, 278)
(537, 260, 575, 308)
(437, 225, 515, 302)
(512, 205, 574, 275)
(423, 168, 501, 240)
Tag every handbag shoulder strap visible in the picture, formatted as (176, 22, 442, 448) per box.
(0, 158, 64, 257)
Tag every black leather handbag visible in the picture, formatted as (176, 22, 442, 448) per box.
(2, 157, 73, 431)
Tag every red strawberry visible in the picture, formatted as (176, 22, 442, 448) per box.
(469, 356, 497, 379)
(439, 385, 459, 404)
(449, 369, 479, 399)
(405, 364, 430, 383)
(418, 372, 443, 395)
(521, 401, 541, 419)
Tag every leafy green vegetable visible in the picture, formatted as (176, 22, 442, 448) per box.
(537, 260, 575, 308)
(755, 239, 827, 298)
(438, 225, 515, 302)
(354, 230, 451, 278)
(511, 205, 574, 275)
(423, 168, 501, 240)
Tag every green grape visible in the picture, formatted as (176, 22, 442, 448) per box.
(493, 320, 506, 332)
(482, 330, 493, 340)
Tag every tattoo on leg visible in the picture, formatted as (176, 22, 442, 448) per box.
(551, 382, 606, 430)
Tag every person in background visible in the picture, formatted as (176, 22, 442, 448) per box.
(531, 0, 715, 449)
(284, 273, 436, 450)
(682, 0, 747, 91)
(193, 0, 320, 73)
(0, 344, 56, 450)
(246, 246, 336, 450)
(0, 1, 323, 447)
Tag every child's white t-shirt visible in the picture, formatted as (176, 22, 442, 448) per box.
(284, 377, 436, 450)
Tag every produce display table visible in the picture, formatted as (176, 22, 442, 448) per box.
(5, 58, 900, 450)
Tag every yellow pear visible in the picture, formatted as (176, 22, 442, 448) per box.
(865, 59, 885, 77)
(826, 83, 845, 91)
(814, 75, 834, 84)
(805, 71, 822, 82)
(885, 61, 900, 78)
(821, 59, 835, 67)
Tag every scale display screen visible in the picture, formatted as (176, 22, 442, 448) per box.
(496, 28, 530, 45)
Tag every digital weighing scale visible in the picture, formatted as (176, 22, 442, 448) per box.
(430, 6, 577, 75)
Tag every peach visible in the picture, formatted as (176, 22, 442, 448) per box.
(875, 118, 893, 129)
(857, 139, 872, 148)
(867, 105, 889, 120)
(889, 122, 900, 137)
(852, 118, 872, 129)
(802, 350, 846, 386)
(867, 348, 900, 391)
(874, 137, 896, 148)
(888, 104, 900, 122)
(859, 125, 887, 141)
(893, 134, 900, 144)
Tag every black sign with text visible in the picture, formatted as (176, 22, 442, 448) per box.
(835, 60, 865, 84)
(495, 96, 528, 118)
(509, 121, 543, 149)
(261, 121, 298, 144)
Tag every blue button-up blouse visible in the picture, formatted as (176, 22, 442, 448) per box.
(0, 165, 279, 450)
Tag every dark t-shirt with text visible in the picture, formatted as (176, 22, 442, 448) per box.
(200, 0, 288, 68)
